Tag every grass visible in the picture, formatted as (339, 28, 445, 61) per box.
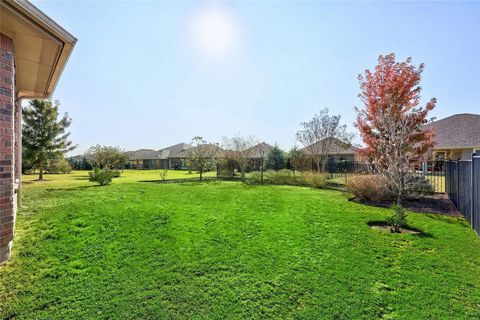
(1, 170, 479, 319)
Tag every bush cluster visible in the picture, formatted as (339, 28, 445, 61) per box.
(88, 168, 115, 186)
(405, 175, 434, 195)
(266, 169, 300, 185)
(345, 174, 385, 201)
(301, 172, 328, 188)
(47, 158, 72, 174)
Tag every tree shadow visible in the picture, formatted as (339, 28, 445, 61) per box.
(45, 185, 99, 193)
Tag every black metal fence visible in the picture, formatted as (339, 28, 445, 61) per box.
(446, 154, 480, 235)
(326, 160, 446, 193)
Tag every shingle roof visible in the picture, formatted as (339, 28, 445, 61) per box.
(424, 113, 480, 149)
(127, 149, 161, 160)
(160, 143, 191, 158)
(299, 137, 356, 155)
(127, 143, 193, 161)
(246, 142, 274, 158)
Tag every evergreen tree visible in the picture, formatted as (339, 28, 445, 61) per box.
(266, 144, 285, 171)
(22, 99, 76, 180)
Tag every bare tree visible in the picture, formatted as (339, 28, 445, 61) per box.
(159, 169, 168, 181)
(184, 136, 220, 181)
(296, 108, 354, 172)
(222, 135, 258, 179)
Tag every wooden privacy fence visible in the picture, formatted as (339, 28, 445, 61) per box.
(446, 154, 480, 235)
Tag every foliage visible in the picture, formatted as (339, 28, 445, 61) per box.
(88, 167, 114, 186)
(22, 99, 76, 180)
(386, 204, 409, 233)
(296, 107, 354, 172)
(68, 157, 94, 171)
(345, 174, 386, 201)
(87, 145, 128, 171)
(222, 135, 258, 178)
(266, 169, 300, 185)
(355, 53, 436, 203)
(405, 174, 435, 195)
(46, 157, 72, 174)
(111, 170, 121, 178)
(159, 169, 168, 181)
(266, 144, 286, 171)
(217, 158, 237, 178)
(184, 136, 220, 180)
(247, 171, 263, 184)
(288, 147, 311, 172)
(6, 172, 480, 319)
(300, 171, 328, 188)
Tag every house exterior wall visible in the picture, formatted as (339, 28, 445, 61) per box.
(434, 148, 480, 161)
(0, 33, 16, 263)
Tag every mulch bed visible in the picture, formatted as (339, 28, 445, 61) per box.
(350, 193, 461, 217)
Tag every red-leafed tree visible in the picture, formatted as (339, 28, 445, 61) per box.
(355, 53, 436, 203)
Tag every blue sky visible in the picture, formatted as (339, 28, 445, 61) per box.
(32, 1, 480, 154)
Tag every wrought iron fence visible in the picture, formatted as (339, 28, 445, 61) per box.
(325, 160, 446, 193)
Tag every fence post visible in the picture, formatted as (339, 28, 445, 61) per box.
(473, 152, 476, 227)
(457, 160, 460, 207)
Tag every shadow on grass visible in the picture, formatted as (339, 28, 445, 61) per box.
(422, 213, 470, 227)
(140, 177, 218, 184)
(367, 220, 435, 238)
(45, 185, 100, 193)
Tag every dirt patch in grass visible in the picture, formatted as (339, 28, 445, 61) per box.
(350, 193, 461, 216)
(368, 221, 422, 234)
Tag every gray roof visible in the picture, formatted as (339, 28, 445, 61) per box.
(299, 137, 356, 155)
(160, 143, 191, 158)
(127, 143, 192, 161)
(127, 149, 161, 160)
(246, 142, 274, 158)
(424, 113, 480, 149)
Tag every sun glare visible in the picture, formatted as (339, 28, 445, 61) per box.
(190, 6, 239, 58)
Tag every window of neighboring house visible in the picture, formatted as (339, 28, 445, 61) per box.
(435, 152, 445, 160)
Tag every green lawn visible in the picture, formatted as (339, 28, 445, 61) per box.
(1, 171, 479, 319)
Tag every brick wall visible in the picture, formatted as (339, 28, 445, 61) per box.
(0, 33, 15, 263)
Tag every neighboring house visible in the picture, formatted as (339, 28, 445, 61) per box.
(127, 143, 192, 169)
(246, 142, 273, 169)
(127, 149, 161, 169)
(247, 142, 273, 160)
(424, 113, 480, 160)
(0, 0, 76, 262)
(300, 137, 357, 162)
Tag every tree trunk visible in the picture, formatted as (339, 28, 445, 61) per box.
(199, 167, 203, 181)
(39, 165, 43, 180)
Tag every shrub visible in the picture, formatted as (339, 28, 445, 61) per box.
(247, 171, 263, 184)
(266, 169, 300, 185)
(386, 204, 408, 233)
(345, 174, 385, 201)
(47, 157, 72, 174)
(112, 170, 121, 178)
(405, 174, 434, 195)
(159, 169, 168, 181)
(301, 172, 327, 188)
(88, 167, 115, 186)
